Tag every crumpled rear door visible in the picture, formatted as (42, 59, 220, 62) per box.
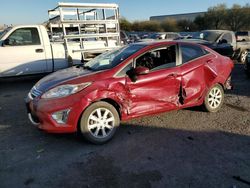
(180, 54, 216, 105)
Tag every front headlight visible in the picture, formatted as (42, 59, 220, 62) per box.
(41, 82, 91, 99)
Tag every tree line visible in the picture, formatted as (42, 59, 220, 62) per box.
(120, 4, 250, 32)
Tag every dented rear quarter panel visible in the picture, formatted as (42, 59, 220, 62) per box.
(204, 47, 234, 87)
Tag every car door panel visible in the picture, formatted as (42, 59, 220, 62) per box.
(0, 45, 47, 77)
(181, 55, 213, 105)
(126, 67, 181, 117)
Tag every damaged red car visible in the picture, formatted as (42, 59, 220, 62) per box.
(26, 41, 233, 144)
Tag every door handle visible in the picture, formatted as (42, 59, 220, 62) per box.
(35, 49, 44, 53)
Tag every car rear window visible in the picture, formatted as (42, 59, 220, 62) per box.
(181, 44, 207, 63)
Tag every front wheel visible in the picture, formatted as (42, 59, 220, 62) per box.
(203, 84, 224, 113)
(79, 101, 120, 144)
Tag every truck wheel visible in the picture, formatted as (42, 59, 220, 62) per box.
(240, 50, 248, 63)
(79, 101, 120, 144)
(203, 84, 224, 113)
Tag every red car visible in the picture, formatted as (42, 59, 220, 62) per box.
(26, 41, 233, 144)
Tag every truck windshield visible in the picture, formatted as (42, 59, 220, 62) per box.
(0, 27, 11, 40)
(195, 31, 222, 42)
(84, 44, 146, 71)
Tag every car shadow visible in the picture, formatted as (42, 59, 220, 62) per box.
(1, 121, 250, 188)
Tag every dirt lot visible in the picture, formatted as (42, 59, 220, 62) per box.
(0, 64, 250, 188)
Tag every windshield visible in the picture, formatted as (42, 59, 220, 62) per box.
(194, 31, 222, 42)
(84, 44, 146, 71)
(0, 27, 11, 40)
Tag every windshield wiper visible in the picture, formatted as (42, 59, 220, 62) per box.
(75, 64, 93, 71)
(82, 65, 93, 70)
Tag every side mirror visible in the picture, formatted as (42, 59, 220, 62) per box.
(126, 66, 149, 82)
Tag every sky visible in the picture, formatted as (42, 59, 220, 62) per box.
(0, 0, 249, 25)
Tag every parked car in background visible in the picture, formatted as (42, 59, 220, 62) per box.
(165, 32, 181, 40)
(26, 41, 233, 144)
(179, 32, 199, 39)
(149, 32, 167, 40)
(236, 31, 250, 42)
(129, 34, 140, 43)
(182, 30, 250, 63)
(120, 30, 130, 45)
(139, 32, 180, 42)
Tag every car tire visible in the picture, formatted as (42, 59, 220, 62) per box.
(79, 101, 120, 144)
(240, 50, 248, 63)
(245, 64, 250, 77)
(203, 84, 224, 113)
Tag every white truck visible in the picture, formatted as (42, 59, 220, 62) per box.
(0, 2, 121, 77)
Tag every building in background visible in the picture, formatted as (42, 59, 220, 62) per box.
(0, 25, 4, 31)
(0, 24, 10, 31)
(150, 12, 206, 22)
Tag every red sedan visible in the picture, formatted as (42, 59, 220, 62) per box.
(26, 41, 233, 144)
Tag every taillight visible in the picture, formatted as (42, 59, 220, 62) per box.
(231, 60, 234, 69)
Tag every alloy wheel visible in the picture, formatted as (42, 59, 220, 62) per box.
(208, 87, 223, 109)
(87, 108, 115, 139)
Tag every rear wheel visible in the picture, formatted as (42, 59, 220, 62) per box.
(80, 101, 120, 144)
(203, 84, 224, 113)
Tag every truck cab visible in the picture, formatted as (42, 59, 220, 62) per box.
(0, 25, 63, 77)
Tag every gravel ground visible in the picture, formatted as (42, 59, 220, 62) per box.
(0, 64, 250, 188)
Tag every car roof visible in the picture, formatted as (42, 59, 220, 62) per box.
(131, 40, 205, 48)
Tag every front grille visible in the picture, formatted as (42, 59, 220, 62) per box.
(30, 87, 43, 99)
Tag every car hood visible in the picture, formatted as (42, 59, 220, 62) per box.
(34, 66, 95, 92)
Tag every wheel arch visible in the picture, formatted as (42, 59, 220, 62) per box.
(76, 97, 122, 133)
(100, 98, 122, 119)
(218, 82, 226, 91)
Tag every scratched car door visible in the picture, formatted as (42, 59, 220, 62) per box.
(126, 45, 181, 117)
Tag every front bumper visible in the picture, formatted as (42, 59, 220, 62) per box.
(25, 93, 90, 133)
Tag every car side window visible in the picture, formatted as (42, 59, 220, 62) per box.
(6, 28, 41, 46)
(221, 33, 232, 44)
(135, 45, 177, 71)
(180, 44, 207, 64)
(116, 62, 133, 77)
